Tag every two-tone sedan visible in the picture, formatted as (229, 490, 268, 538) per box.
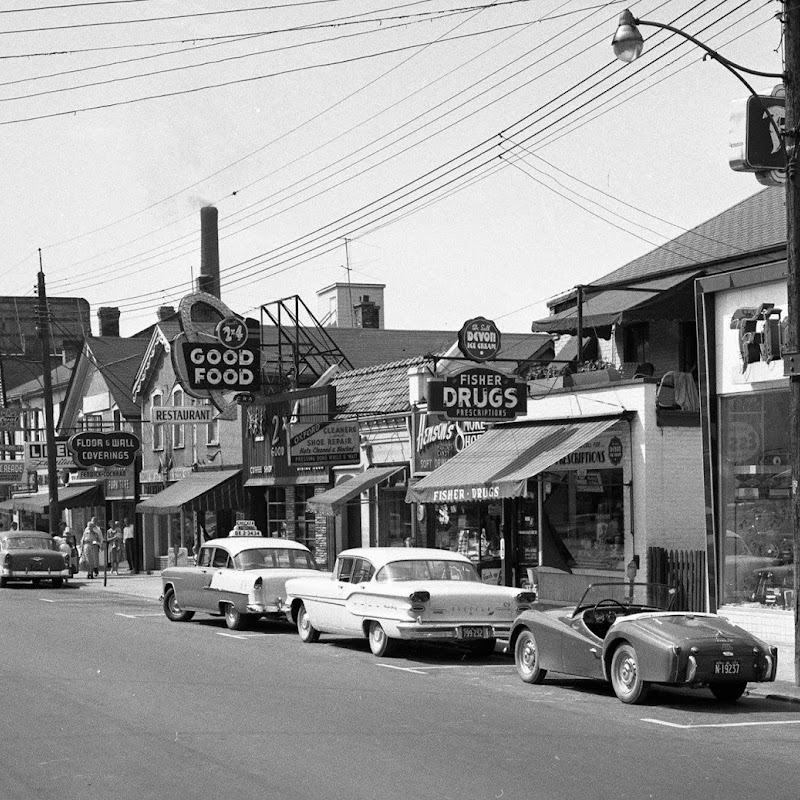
(161, 530, 319, 630)
(284, 547, 537, 657)
(510, 581, 778, 704)
(0, 530, 70, 588)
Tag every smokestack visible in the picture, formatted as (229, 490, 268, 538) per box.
(198, 206, 220, 298)
(97, 306, 120, 337)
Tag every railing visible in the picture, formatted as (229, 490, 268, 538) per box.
(648, 546, 706, 612)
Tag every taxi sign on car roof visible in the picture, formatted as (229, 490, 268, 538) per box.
(228, 520, 262, 537)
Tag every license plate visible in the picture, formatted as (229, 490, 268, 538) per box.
(459, 626, 488, 640)
(714, 660, 740, 675)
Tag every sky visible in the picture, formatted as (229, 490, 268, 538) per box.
(0, 0, 786, 338)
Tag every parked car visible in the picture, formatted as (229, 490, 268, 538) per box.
(509, 581, 777, 704)
(161, 529, 319, 630)
(284, 547, 537, 657)
(0, 530, 70, 588)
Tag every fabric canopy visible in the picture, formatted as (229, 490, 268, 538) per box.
(0, 482, 102, 514)
(405, 417, 620, 505)
(136, 469, 242, 516)
(306, 466, 403, 516)
(531, 272, 700, 336)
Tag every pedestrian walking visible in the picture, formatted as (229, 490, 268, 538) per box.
(122, 517, 136, 573)
(106, 521, 122, 575)
(58, 521, 79, 575)
(81, 517, 102, 578)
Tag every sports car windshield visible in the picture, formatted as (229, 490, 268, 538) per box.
(576, 582, 676, 613)
(4, 536, 55, 550)
(233, 548, 316, 571)
(375, 559, 481, 583)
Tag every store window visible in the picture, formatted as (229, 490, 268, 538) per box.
(540, 469, 625, 572)
(266, 487, 287, 537)
(719, 391, 793, 607)
(431, 503, 501, 582)
(294, 485, 316, 552)
(151, 393, 163, 450)
(378, 478, 412, 547)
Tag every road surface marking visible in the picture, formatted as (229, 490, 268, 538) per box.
(115, 612, 162, 618)
(376, 664, 429, 674)
(216, 632, 261, 640)
(642, 718, 800, 729)
(39, 598, 56, 603)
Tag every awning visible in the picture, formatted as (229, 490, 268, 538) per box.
(405, 418, 620, 504)
(532, 272, 700, 336)
(136, 469, 242, 516)
(306, 466, 403, 516)
(0, 482, 103, 514)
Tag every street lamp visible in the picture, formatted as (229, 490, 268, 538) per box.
(611, 9, 800, 687)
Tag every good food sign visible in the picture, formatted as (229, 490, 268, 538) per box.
(427, 368, 526, 421)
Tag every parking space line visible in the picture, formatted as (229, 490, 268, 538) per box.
(642, 718, 800, 729)
(216, 632, 261, 640)
(115, 612, 163, 618)
(377, 663, 511, 675)
(377, 664, 429, 674)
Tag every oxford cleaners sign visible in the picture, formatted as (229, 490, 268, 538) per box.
(427, 368, 526, 421)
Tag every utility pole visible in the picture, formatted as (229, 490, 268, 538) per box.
(36, 252, 60, 535)
(784, 1, 800, 687)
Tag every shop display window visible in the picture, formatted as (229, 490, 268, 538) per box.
(719, 391, 794, 607)
(431, 503, 501, 582)
(540, 469, 625, 572)
(294, 485, 316, 552)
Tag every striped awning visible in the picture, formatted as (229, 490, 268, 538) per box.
(136, 469, 242, 516)
(405, 418, 621, 504)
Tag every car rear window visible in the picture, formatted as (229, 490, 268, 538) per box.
(375, 559, 480, 583)
(234, 548, 315, 570)
(5, 536, 55, 550)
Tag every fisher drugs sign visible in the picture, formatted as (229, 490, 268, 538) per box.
(427, 368, 526, 421)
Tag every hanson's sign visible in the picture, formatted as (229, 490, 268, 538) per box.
(427, 368, 526, 421)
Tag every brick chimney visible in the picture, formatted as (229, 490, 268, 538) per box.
(197, 206, 220, 298)
(97, 306, 120, 337)
(353, 295, 380, 329)
(157, 305, 176, 321)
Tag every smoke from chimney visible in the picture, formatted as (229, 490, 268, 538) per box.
(197, 205, 220, 298)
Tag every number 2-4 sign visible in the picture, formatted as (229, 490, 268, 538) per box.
(216, 316, 249, 349)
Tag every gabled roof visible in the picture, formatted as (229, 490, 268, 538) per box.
(6, 359, 75, 401)
(85, 337, 151, 417)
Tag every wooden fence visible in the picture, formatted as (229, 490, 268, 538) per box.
(647, 547, 706, 612)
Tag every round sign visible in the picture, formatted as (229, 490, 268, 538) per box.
(458, 316, 501, 362)
(608, 436, 623, 466)
(216, 316, 249, 349)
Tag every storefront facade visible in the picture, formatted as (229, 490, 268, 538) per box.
(697, 263, 795, 651)
(407, 380, 708, 604)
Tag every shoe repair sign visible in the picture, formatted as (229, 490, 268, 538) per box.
(427, 368, 527, 420)
(287, 420, 360, 466)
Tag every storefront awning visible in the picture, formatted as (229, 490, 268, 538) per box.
(0, 482, 103, 514)
(306, 466, 403, 516)
(405, 417, 620, 505)
(136, 469, 242, 516)
(532, 272, 700, 336)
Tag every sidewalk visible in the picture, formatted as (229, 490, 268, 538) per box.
(75, 570, 800, 704)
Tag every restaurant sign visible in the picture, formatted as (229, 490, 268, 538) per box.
(427, 368, 526, 421)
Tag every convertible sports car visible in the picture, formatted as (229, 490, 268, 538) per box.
(0, 529, 70, 588)
(284, 547, 537, 657)
(161, 524, 319, 630)
(509, 582, 777, 704)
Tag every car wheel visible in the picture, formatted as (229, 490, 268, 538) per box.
(368, 621, 395, 657)
(709, 681, 747, 703)
(51, 578, 63, 588)
(297, 603, 320, 643)
(162, 587, 195, 622)
(224, 604, 248, 631)
(515, 629, 547, 684)
(468, 637, 497, 659)
(610, 643, 649, 704)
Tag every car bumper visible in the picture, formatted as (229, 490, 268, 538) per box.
(1, 568, 70, 580)
(392, 622, 512, 642)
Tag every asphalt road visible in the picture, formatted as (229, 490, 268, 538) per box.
(2, 582, 800, 800)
